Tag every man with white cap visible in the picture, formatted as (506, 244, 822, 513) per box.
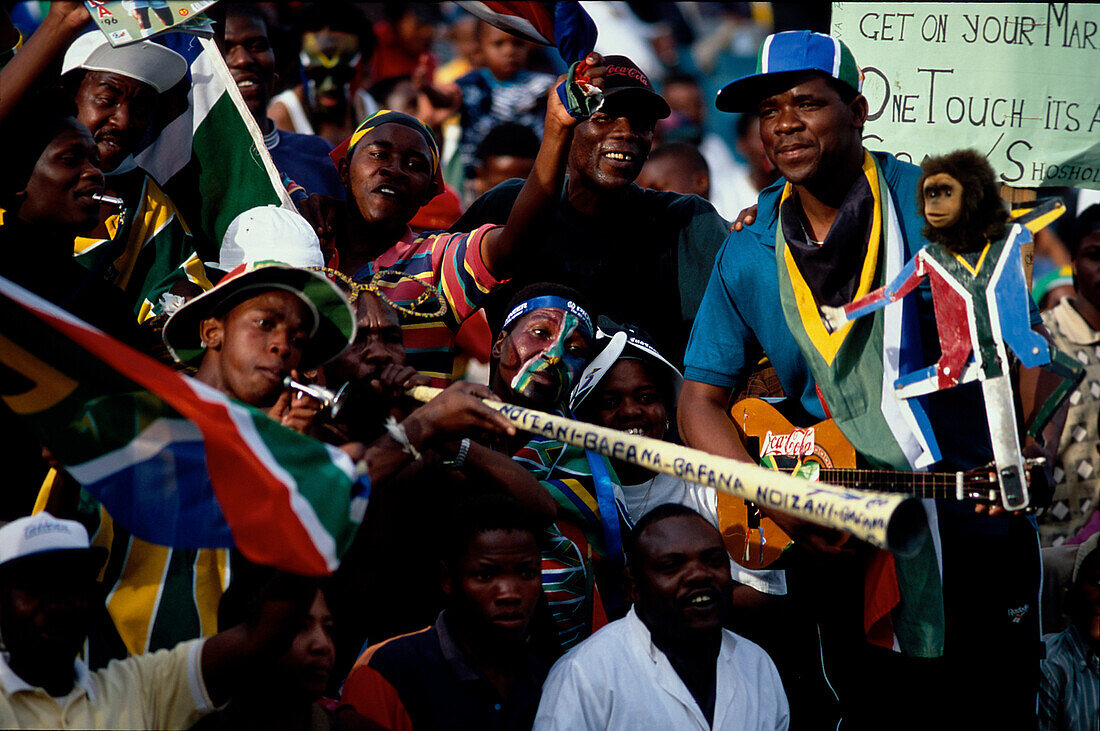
(58, 30, 216, 322)
(0, 511, 341, 729)
(0, 6, 203, 320)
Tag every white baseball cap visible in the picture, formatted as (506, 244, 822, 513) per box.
(0, 512, 105, 572)
(62, 32, 187, 94)
(216, 206, 325, 272)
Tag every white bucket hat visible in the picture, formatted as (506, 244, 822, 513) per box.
(215, 205, 325, 272)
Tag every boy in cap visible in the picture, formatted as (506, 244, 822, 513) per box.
(163, 260, 355, 414)
(0, 512, 339, 729)
(454, 53, 730, 367)
(33, 261, 354, 670)
(679, 30, 1052, 726)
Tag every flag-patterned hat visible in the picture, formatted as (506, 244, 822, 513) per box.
(716, 31, 862, 113)
(163, 261, 355, 369)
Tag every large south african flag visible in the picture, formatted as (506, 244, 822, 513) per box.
(0, 274, 367, 576)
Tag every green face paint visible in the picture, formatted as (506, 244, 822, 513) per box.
(508, 311, 587, 405)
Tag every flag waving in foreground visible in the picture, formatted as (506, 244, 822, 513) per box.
(0, 275, 367, 576)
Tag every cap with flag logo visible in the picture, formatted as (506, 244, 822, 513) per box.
(715, 31, 863, 113)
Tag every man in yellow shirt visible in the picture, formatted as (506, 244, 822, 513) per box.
(0, 512, 319, 730)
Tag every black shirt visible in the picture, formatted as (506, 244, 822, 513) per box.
(452, 178, 728, 367)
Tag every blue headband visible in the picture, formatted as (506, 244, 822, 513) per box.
(503, 295, 594, 339)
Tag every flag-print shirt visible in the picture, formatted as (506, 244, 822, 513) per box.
(352, 223, 504, 386)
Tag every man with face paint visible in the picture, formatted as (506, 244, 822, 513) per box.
(493, 294, 594, 410)
(269, 4, 373, 149)
(488, 283, 633, 655)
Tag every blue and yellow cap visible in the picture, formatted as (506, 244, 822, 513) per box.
(716, 31, 863, 113)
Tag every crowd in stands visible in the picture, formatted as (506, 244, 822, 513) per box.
(0, 2, 1097, 729)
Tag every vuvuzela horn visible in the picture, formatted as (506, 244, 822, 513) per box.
(407, 386, 927, 556)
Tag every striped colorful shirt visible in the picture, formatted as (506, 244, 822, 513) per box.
(353, 224, 504, 386)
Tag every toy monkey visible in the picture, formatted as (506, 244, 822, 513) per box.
(821, 150, 1076, 510)
(920, 149, 1009, 252)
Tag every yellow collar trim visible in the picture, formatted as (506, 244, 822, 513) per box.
(781, 151, 882, 366)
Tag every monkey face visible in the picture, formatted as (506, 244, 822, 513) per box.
(922, 172, 964, 229)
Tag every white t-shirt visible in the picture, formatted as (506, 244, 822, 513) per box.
(534, 608, 789, 730)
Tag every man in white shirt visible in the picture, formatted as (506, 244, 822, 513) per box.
(534, 503, 789, 730)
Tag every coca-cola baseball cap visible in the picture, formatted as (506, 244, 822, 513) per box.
(599, 55, 671, 119)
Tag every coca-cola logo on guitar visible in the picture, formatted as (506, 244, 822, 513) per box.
(760, 427, 816, 457)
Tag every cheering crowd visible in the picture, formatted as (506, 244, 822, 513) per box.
(0, 2, 1098, 729)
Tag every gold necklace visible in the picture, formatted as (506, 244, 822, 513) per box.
(313, 266, 449, 320)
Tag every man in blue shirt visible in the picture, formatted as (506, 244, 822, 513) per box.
(679, 31, 1046, 728)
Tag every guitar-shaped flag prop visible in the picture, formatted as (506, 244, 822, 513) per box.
(408, 388, 927, 556)
(819, 181, 1079, 512)
(717, 398, 1051, 569)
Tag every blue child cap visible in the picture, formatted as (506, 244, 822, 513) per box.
(716, 30, 863, 113)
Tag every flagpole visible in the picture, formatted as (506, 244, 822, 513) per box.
(407, 386, 927, 556)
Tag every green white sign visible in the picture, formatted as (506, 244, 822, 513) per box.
(831, 3, 1100, 190)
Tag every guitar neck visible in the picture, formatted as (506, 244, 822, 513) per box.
(816, 467, 963, 499)
(731, 397, 1001, 502)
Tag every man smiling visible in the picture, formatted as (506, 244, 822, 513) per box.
(216, 3, 344, 200)
(679, 30, 1049, 727)
(454, 54, 729, 365)
(534, 504, 789, 730)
